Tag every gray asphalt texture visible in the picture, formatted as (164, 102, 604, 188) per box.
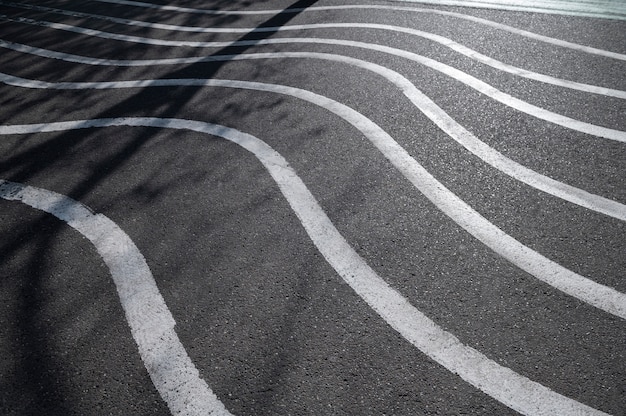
(0, 0, 625, 415)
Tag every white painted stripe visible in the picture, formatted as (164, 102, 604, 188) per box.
(0, 119, 610, 416)
(1, 78, 624, 321)
(414, 6, 626, 60)
(5, 1, 625, 99)
(0, 179, 233, 416)
(2, 44, 624, 223)
(3, 14, 624, 143)
(90, 0, 308, 16)
(87, 0, 626, 60)
(90, 0, 626, 20)
(392, 0, 626, 20)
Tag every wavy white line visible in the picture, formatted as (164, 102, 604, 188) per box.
(2, 13, 625, 143)
(4, 1, 625, 99)
(0, 178, 233, 416)
(1, 2, 622, 414)
(0, 118, 611, 416)
(87, 0, 626, 22)
(83, 0, 626, 59)
(392, 0, 626, 21)
(2, 42, 624, 223)
(1, 75, 624, 321)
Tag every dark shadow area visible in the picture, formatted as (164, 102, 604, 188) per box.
(0, 214, 75, 416)
(0, 191, 179, 415)
(0, 0, 318, 414)
(1, 0, 319, 199)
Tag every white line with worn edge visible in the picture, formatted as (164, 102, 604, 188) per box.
(0, 178, 233, 416)
(1, 78, 624, 321)
(4, 1, 625, 99)
(0, 117, 611, 415)
(2, 13, 624, 143)
(1, 45, 624, 223)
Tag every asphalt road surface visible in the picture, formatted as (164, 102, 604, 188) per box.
(0, 0, 625, 415)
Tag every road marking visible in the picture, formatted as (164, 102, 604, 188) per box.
(2, 13, 625, 143)
(1, 77, 625, 321)
(5, 1, 626, 99)
(0, 179, 233, 416)
(2, 43, 625, 223)
(392, 0, 626, 20)
(83, 0, 626, 58)
(0, 118, 611, 415)
(87, 0, 626, 21)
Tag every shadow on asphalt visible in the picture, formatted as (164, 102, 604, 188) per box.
(0, 0, 320, 414)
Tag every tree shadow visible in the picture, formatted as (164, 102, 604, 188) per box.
(0, 0, 320, 413)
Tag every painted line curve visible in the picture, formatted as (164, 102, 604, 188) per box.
(82, 0, 626, 59)
(7, 1, 624, 99)
(0, 178, 233, 416)
(391, 0, 626, 21)
(1, 42, 624, 223)
(1, 76, 625, 321)
(2, 13, 625, 143)
(90, 0, 626, 20)
(0, 118, 611, 416)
